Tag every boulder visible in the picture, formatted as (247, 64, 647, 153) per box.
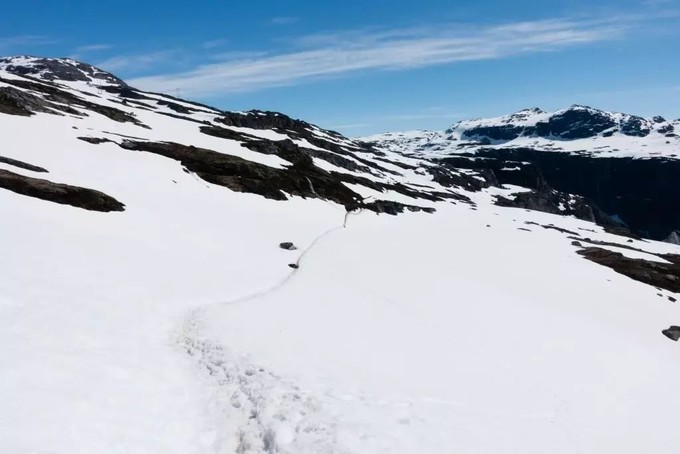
(662, 326, 680, 342)
(279, 242, 297, 251)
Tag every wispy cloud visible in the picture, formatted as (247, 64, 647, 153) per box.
(127, 16, 640, 96)
(75, 43, 113, 53)
(271, 16, 300, 25)
(0, 35, 55, 49)
(207, 50, 269, 61)
(202, 39, 229, 50)
(69, 43, 114, 60)
(97, 50, 180, 73)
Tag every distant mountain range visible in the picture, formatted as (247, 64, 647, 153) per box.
(362, 105, 679, 159)
(361, 106, 680, 241)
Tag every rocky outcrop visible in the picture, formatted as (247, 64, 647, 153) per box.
(0, 57, 127, 86)
(360, 200, 436, 215)
(279, 242, 297, 251)
(434, 153, 619, 230)
(0, 168, 124, 212)
(118, 139, 370, 206)
(458, 106, 655, 141)
(117, 139, 441, 214)
(465, 148, 680, 240)
(0, 87, 49, 116)
(427, 164, 496, 192)
(662, 326, 680, 342)
(577, 247, 680, 293)
(0, 154, 48, 172)
(216, 111, 401, 176)
(0, 75, 147, 127)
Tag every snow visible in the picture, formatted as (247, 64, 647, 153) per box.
(191, 204, 680, 453)
(363, 106, 680, 160)
(2, 61, 680, 453)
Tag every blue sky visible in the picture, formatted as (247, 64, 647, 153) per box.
(1, 0, 678, 135)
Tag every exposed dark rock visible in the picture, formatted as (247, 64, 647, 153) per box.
(0, 75, 147, 127)
(460, 106, 625, 141)
(216, 110, 398, 176)
(279, 242, 297, 250)
(0, 57, 127, 86)
(288, 263, 300, 269)
(156, 99, 195, 114)
(572, 240, 583, 247)
(669, 296, 677, 303)
(202, 124, 376, 175)
(665, 231, 680, 245)
(531, 107, 617, 139)
(429, 158, 501, 192)
(137, 90, 222, 113)
(662, 326, 680, 341)
(373, 156, 418, 170)
(463, 125, 525, 141)
(658, 124, 675, 134)
(569, 236, 659, 257)
(577, 247, 680, 293)
(155, 110, 208, 125)
(438, 155, 547, 191)
(0, 86, 42, 116)
(77, 136, 113, 145)
(620, 116, 651, 137)
(496, 189, 614, 229)
(467, 148, 680, 240)
(200, 125, 259, 142)
(0, 154, 48, 172)
(0, 168, 124, 212)
(359, 200, 436, 215)
(541, 224, 580, 235)
(118, 139, 366, 207)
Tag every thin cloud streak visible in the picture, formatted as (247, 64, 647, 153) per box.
(97, 50, 180, 73)
(271, 16, 300, 25)
(128, 17, 630, 96)
(0, 35, 55, 49)
(202, 39, 229, 50)
(75, 44, 113, 53)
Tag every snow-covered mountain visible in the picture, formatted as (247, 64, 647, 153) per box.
(2, 57, 680, 454)
(362, 106, 680, 241)
(363, 105, 680, 159)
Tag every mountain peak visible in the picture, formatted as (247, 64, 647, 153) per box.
(515, 107, 545, 115)
(566, 104, 600, 112)
(0, 56, 127, 87)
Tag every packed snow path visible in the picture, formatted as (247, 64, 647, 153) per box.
(176, 209, 359, 453)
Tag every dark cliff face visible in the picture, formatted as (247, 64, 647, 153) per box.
(463, 148, 680, 240)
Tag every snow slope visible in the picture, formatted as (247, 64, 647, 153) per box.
(1, 57, 680, 453)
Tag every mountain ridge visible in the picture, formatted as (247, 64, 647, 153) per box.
(361, 104, 680, 240)
(363, 104, 679, 159)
